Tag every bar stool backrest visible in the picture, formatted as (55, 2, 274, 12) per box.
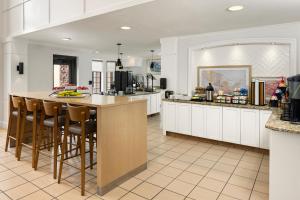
(43, 101, 63, 117)
(67, 105, 90, 122)
(12, 96, 25, 109)
(25, 98, 41, 112)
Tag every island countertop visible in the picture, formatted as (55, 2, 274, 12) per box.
(10, 91, 146, 108)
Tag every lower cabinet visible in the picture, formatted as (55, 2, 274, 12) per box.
(206, 106, 223, 140)
(132, 93, 161, 115)
(260, 110, 272, 149)
(223, 107, 241, 144)
(241, 109, 260, 147)
(192, 105, 206, 137)
(163, 102, 177, 132)
(176, 103, 192, 135)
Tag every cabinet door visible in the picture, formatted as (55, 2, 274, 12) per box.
(3, 5, 23, 37)
(176, 103, 192, 135)
(241, 109, 260, 147)
(150, 94, 157, 114)
(205, 106, 223, 140)
(50, 0, 84, 23)
(163, 102, 176, 132)
(24, 0, 49, 31)
(156, 93, 161, 113)
(192, 105, 206, 137)
(260, 110, 272, 149)
(223, 107, 241, 144)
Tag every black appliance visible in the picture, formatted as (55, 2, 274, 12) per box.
(115, 71, 133, 94)
(287, 74, 300, 124)
(160, 78, 167, 89)
(165, 91, 174, 99)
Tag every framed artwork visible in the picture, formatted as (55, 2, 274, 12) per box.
(148, 59, 161, 74)
(197, 65, 251, 95)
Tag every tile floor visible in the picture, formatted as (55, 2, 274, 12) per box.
(0, 115, 269, 200)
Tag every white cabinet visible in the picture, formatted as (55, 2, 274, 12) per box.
(50, 0, 84, 23)
(205, 106, 223, 140)
(223, 107, 241, 144)
(2, 0, 22, 11)
(150, 94, 157, 115)
(156, 93, 161, 113)
(85, 0, 125, 13)
(260, 110, 272, 149)
(24, 0, 50, 31)
(241, 109, 260, 147)
(176, 103, 191, 135)
(192, 105, 206, 137)
(163, 102, 176, 132)
(3, 5, 23, 37)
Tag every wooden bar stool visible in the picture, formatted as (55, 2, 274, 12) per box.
(5, 96, 26, 158)
(35, 101, 64, 179)
(16, 98, 42, 167)
(58, 104, 96, 196)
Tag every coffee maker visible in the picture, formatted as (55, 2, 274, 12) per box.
(288, 75, 300, 124)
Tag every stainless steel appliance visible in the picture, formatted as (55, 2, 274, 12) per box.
(165, 91, 174, 99)
(288, 74, 300, 124)
(206, 83, 214, 102)
(115, 71, 134, 94)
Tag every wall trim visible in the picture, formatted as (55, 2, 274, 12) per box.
(187, 38, 297, 95)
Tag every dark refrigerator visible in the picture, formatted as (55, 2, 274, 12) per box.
(115, 71, 133, 94)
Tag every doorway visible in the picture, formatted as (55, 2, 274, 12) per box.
(53, 54, 77, 87)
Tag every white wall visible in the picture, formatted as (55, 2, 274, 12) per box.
(162, 22, 300, 94)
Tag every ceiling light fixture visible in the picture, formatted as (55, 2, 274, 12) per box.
(62, 37, 72, 41)
(116, 43, 123, 70)
(227, 5, 244, 12)
(120, 26, 131, 30)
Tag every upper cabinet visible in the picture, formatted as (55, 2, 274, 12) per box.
(24, 0, 50, 31)
(86, 0, 125, 13)
(50, 0, 84, 23)
(2, 0, 22, 11)
(3, 4, 23, 37)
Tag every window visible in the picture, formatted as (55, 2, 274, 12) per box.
(106, 61, 116, 91)
(92, 60, 104, 94)
(53, 55, 77, 88)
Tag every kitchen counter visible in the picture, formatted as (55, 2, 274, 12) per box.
(127, 91, 161, 96)
(9, 91, 147, 195)
(163, 99, 271, 110)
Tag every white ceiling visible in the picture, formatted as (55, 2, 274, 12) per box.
(21, 0, 300, 57)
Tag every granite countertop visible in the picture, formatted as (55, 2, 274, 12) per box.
(162, 99, 271, 110)
(127, 91, 161, 96)
(266, 109, 300, 134)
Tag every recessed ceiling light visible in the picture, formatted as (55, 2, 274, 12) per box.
(62, 37, 72, 41)
(120, 26, 131, 30)
(227, 5, 244, 12)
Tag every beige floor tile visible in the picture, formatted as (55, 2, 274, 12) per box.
(159, 166, 183, 178)
(177, 154, 198, 163)
(254, 181, 269, 194)
(244, 152, 263, 159)
(186, 165, 210, 176)
(10, 164, 35, 175)
(132, 182, 162, 199)
(153, 156, 174, 165)
(43, 182, 74, 197)
(241, 156, 262, 164)
(184, 149, 204, 157)
(207, 148, 225, 156)
(222, 184, 251, 200)
(218, 157, 239, 166)
(135, 170, 155, 180)
(119, 177, 142, 191)
(176, 171, 203, 185)
(146, 173, 173, 187)
(32, 174, 58, 188)
(0, 176, 27, 191)
(87, 194, 104, 200)
(0, 170, 17, 182)
(170, 147, 189, 154)
(259, 165, 269, 174)
(84, 181, 98, 194)
(100, 187, 127, 200)
(163, 151, 182, 159)
(188, 186, 219, 200)
(0, 193, 11, 200)
(256, 172, 269, 183)
(21, 170, 49, 181)
(120, 192, 147, 200)
(20, 190, 53, 200)
(238, 161, 260, 171)
(58, 188, 92, 200)
(198, 177, 226, 193)
(194, 158, 215, 168)
(147, 161, 165, 172)
(168, 160, 190, 170)
(213, 162, 236, 173)
(201, 153, 221, 162)
(206, 170, 231, 182)
(153, 189, 185, 200)
(150, 148, 167, 155)
(218, 194, 239, 200)
(0, 165, 8, 173)
(223, 152, 243, 160)
(234, 167, 258, 180)
(5, 182, 39, 200)
(166, 180, 194, 196)
(228, 175, 255, 189)
(250, 191, 269, 200)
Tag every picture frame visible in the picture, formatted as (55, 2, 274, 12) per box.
(147, 59, 161, 75)
(197, 65, 252, 95)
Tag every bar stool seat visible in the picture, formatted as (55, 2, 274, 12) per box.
(43, 116, 65, 127)
(69, 121, 96, 135)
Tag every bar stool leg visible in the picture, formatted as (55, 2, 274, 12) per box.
(35, 113, 44, 170)
(17, 113, 26, 161)
(89, 133, 93, 169)
(53, 123, 58, 179)
(81, 127, 86, 196)
(15, 108, 22, 158)
(31, 114, 37, 168)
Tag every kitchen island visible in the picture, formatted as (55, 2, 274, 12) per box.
(9, 92, 148, 195)
(266, 111, 300, 200)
